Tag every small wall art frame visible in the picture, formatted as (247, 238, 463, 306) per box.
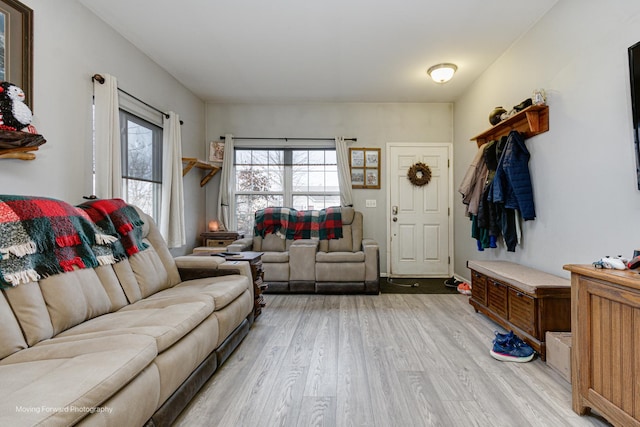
(349, 147, 381, 189)
(209, 140, 224, 165)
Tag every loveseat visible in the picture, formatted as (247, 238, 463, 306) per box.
(0, 196, 254, 427)
(228, 207, 380, 294)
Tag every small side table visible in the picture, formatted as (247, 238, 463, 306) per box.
(200, 231, 243, 248)
(224, 251, 266, 318)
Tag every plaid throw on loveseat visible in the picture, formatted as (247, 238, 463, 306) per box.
(254, 207, 343, 240)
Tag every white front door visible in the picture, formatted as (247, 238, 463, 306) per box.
(387, 143, 452, 277)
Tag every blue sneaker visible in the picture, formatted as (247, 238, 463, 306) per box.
(490, 334, 535, 363)
(493, 330, 515, 345)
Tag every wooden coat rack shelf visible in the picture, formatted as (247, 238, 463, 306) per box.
(471, 104, 549, 147)
(181, 157, 220, 187)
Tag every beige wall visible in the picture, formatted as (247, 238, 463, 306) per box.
(205, 102, 453, 274)
(453, 0, 640, 279)
(0, 0, 207, 254)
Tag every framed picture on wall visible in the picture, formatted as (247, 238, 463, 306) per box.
(351, 168, 365, 186)
(0, 0, 33, 108)
(349, 147, 381, 189)
(350, 149, 364, 167)
(209, 140, 225, 164)
(628, 41, 640, 190)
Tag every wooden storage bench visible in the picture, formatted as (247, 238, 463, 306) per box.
(467, 260, 571, 360)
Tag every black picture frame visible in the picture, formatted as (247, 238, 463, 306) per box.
(0, 0, 33, 109)
(628, 41, 640, 190)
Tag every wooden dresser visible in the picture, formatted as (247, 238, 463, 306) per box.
(200, 231, 242, 248)
(564, 264, 640, 426)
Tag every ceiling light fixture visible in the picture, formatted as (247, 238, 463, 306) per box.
(427, 63, 458, 83)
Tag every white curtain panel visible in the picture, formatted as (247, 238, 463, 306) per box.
(160, 112, 186, 248)
(93, 73, 122, 198)
(217, 133, 234, 230)
(335, 136, 354, 206)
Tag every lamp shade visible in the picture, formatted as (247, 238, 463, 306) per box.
(427, 63, 457, 83)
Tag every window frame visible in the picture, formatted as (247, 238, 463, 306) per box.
(232, 146, 340, 234)
(119, 109, 163, 221)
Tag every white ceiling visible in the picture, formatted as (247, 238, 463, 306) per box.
(79, 0, 559, 103)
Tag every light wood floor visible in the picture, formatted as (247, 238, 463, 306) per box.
(174, 294, 611, 427)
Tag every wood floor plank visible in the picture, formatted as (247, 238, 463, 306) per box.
(174, 294, 612, 427)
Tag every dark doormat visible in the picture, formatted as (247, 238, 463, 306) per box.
(380, 277, 460, 294)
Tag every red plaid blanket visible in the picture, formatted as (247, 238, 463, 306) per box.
(254, 207, 343, 240)
(77, 198, 148, 258)
(0, 195, 117, 287)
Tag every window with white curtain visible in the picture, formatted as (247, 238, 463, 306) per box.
(119, 110, 162, 220)
(233, 148, 339, 235)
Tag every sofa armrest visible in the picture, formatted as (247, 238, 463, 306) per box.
(289, 239, 319, 282)
(227, 237, 253, 252)
(219, 260, 254, 299)
(174, 256, 254, 298)
(175, 255, 226, 281)
(362, 239, 380, 283)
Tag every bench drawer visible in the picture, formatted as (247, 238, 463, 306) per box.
(508, 289, 536, 335)
(487, 279, 508, 317)
(471, 271, 487, 306)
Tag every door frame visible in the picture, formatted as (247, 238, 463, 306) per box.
(385, 142, 454, 277)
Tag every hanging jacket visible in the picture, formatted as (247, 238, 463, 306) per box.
(477, 139, 499, 234)
(459, 143, 489, 216)
(490, 130, 536, 220)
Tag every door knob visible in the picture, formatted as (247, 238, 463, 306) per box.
(393, 217, 398, 222)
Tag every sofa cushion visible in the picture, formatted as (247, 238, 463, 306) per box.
(212, 290, 252, 347)
(467, 260, 570, 294)
(0, 335, 157, 427)
(94, 264, 129, 311)
(3, 281, 54, 346)
(316, 251, 365, 263)
(263, 262, 290, 282)
(112, 258, 143, 303)
(316, 262, 365, 282)
(129, 244, 173, 299)
(39, 268, 115, 336)
(262, 251, 289, 263)
(53, 295, 214, 352)
(260, 233, 287, 252)
(151, 314, 220, 403)
(74, 365, 160, 427)
(138, 209, 182, 287)
(318, 210, 363, 253)
(151, 275, 250, 312)
(0, 293, 27, 359)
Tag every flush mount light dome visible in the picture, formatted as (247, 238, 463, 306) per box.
(427, 63, 458, 83)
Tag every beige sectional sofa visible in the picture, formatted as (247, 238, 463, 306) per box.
(228, 207, 380, 294)
(0, 207, 254, 427)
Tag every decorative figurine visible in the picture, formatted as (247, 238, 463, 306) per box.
(0, 81, 33, 132)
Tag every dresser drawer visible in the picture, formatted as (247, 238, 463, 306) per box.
(487, 279, 508, 317)
(471, 271, 487, 306)
(206, 239, 236, 247)
(508, 289, 536, 335)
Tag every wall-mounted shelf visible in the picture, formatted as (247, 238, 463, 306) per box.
(471, 104, 549, 147)
(182, 157, 220, 187)
(0, 131, 46, 160)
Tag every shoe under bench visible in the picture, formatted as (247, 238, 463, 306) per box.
(467, 260, 572, 360)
